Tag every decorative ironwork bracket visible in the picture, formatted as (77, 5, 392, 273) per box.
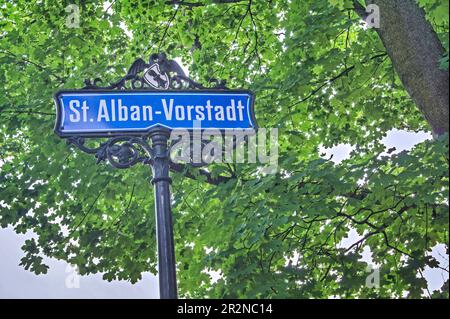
(83, 52, 227, 91)
(68, 52, 227, 169)
(67, 136, 153, 169)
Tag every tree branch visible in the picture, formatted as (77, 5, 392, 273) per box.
(352, 0, 367, 19)
(2, 110, 54, 116)
(169, 162, 233, 185)
(166, 0, 247, 7)
(158, 7, 180, 51)
(288, 52, 387, 108)
(0, 49, 65, 83)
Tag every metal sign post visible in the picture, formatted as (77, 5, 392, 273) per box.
(54, 53, 257, 299)
(149, 129, 177, 299)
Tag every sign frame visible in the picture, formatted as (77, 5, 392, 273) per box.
(54, 88, 257, 138)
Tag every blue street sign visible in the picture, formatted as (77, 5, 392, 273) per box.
(54, 90, 256, 137)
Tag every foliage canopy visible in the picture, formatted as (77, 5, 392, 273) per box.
(0, 0, 448, 298)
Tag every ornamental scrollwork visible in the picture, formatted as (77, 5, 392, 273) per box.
(69, 52, 228, 169)
(83, 52, 227, 91)
(67, 136, 153, 169)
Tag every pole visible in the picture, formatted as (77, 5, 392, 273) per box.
(149, 129, 178, 299)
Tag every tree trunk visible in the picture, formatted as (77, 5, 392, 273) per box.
(356, 0, 449, 135)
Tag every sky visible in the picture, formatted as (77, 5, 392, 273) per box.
(1, 128, 447, 298)
(0, 226, 159, 298)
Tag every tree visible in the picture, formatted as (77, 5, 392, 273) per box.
(354, 0, 449, 136)
(0, 0, 448, 298)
